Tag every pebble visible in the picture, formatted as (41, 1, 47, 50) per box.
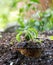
(10, 62, 13, 65)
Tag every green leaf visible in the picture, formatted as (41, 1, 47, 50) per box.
(19, 8, 24, 13)
(16, 31, 23, 42)
(30, 0, 39, 3)
(17, 18, 25, 27)
(48, 36, 53, 40)
(28, 28, 38, 38)
(25, 32, 31, 40)
(28, 31, 34, 40)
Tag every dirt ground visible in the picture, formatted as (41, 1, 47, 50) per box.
(0, 31, 53, 65)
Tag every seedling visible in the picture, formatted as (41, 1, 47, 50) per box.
(16, 18, 38, 42)
(16, 1, 53, 42)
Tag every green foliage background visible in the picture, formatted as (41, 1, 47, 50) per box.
(0, 0, 53, 35)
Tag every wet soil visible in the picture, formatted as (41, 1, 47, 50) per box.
(0, 31, 53, 65)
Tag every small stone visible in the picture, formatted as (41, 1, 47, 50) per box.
(10, 62, 13, 65)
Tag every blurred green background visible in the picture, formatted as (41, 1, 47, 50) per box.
(0, 0, 19, 31)
(0, 0, 53, 32)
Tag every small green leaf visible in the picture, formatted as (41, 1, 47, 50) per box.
(16, 31, 23, 42)
(19, 8, 24, 13)
(25, 32, 31, 40)
(48, 36, 53, 40)
(17, 18, 25, 27)
(28, 28, 38, 38)
(30, 0, 39, 3)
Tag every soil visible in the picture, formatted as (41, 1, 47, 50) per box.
(0, 31, 53, 65)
